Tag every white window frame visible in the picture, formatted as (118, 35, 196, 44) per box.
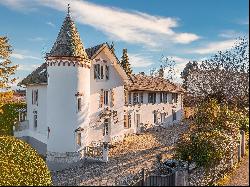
(133, 93, 139, 104)
(160, 92, 168, 103)
(94, 64, 110, 81)
(128, 114, 132, 128)
(148, 93, 156, 104)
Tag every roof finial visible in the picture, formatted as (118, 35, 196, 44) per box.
(67, 3, 70, 15)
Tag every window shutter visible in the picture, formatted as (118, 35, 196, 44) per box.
(124, 114, 128, 128)
(99, 91, 104, 108)
(100, 66, 104, 79)
(32, 90, 34, 104)
(105, 65, 109, 80)
(111, 89, 115, 107)
(94, 64, 97, 79)
(124, 91, 128, 105)
(36, 90, 38, 106)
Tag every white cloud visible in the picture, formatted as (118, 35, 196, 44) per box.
(28, 37, 46, 42)
(237, 18, 249, 25)
(173, 33, 200, 44)
(46, 21, 55, 27)
(129, 53, 154, 67)
(11, 53, 41, 60)
(190, 39, 236, 54)
(18, 64, 40, 71)
(0, 0, 37, 11)
(219, 30, 245, 39)
(170, 56, 191, 76)
(1, 0, 200, 47)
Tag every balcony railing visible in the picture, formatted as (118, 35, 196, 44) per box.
(13, 120, 29, 132)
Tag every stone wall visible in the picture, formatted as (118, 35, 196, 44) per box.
(46, 151, 81, 163)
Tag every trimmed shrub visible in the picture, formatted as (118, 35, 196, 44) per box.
(0, 136, 52, 186)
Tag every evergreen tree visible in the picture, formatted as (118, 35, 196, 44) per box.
(120, 48, 132, 76)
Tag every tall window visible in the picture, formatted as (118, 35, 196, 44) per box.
(124, 114, 131, 128)
(77, 132, 81, 146)
(32, 89, 38, 105)
(105, 65, 109, 80)
(104, 91, 109, 105)
(100, 65, 104, 79)
(172, 110, 177, 121)
(128, 114, 132, 128)
(128, 92, 132, 104)
(139, 93, 143, 104)
(148, 93, 156, 104)
(153, 112, 157, 123)
(160, 92, 168, 103)
(94, 64, 100, 79)
(103, 119, 109, 136)
(33, 111, 38, 130)
(172, 93, 178, 103)
(77, 98, 82, 112)
(94, 64, 109, 80)
(136, 114, 140, 128)
(133, 93, 139, 104)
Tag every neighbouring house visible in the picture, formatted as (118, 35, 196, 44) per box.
(14, 8, 185, 163)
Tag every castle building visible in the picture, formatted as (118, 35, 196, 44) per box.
(15, 7, 185, 163)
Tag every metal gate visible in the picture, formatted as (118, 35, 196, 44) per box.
(133, 171, 175, 186)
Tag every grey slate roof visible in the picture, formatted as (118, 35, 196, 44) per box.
(46, 13, 88, 59)
(18, 44, 105, 86)
(18, 63, 48, 86)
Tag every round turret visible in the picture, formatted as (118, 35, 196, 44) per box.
(46, 7, 90, 163)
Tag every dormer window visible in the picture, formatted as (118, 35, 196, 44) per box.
(94, 64, 109, 80)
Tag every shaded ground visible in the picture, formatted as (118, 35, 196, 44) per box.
(51, 120, 191, 186)
(225, 154, 249, 186)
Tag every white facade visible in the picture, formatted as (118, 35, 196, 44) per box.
(14, 13, 184, 163)
(46, 58, 91, 155)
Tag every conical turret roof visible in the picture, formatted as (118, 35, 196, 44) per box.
(47, 10, 88, 59)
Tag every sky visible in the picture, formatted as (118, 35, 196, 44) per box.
(0, 0, 249, 89)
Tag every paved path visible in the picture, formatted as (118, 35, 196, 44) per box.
(226, 154, 249, 186)
(51, 121, 190, 186)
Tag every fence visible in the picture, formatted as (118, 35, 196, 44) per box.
(131, 168, 176, 186)
(81, 146, 103, 161)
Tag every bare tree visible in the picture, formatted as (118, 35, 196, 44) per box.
(182, 37, 249, 108)
(150, 55, 178, 82)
